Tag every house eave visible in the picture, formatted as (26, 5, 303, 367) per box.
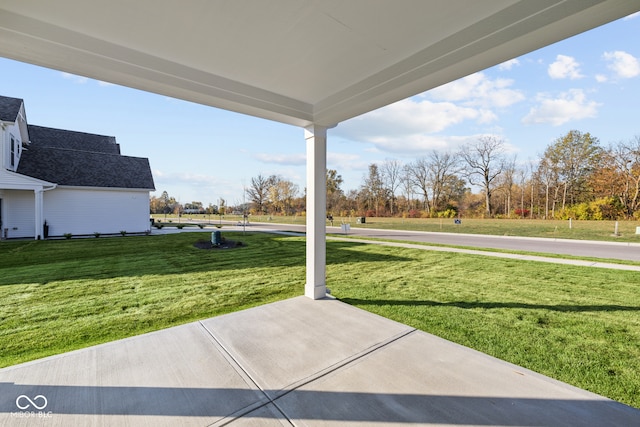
(56, 185, 154, 192)
(0, 168, 56, 190)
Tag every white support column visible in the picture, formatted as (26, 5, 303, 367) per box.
(34, 188, 43, 240)
(304, 125, 327, 299)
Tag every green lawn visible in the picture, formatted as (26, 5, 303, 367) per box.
(1, 232, 639, 409)
(326, 242, 640, 408)
(0, 233, 304, 367)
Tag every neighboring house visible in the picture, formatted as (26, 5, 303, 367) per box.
(0, 95, 155, 239)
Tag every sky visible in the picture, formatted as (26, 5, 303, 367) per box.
(1, 12, 639, 207)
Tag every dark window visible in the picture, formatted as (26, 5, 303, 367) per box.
(10, 136, 15, 167)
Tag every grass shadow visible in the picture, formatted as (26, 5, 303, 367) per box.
(339, 298, 640, 313)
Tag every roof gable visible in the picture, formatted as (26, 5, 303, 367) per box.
(0, 95, 23, 122)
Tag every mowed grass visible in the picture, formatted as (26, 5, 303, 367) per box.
(1, 232, 639, 408)
(0, 232, 305, 367)
(325, 241, 640, 409)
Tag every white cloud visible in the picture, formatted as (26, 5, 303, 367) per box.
(498, 58, 520, 71)
(595, 74, 608, 83)
(327, 152, 363, 167)
(603, 51, 640, 79)
(363, 133, 521, 156)
(335, 97, 484, 147)
(429, 72, 525, 108)
(329, 74, 529, 156)
(326, 152, 369, 174)
(332, 81, 524, 155)
(152, 169, 240, 200)
(522, 89, 600, 126)
(61, 72, 88, 84)
(252, 152, 306, 165)
(62, 72, 117, 87)
(548, 55, 583, 80)
(153, 170, 232, 187)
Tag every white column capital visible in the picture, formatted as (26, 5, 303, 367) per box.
(304, 125, 328, 141)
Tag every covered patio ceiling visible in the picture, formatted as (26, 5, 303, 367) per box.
(1, 0, 638, 299)
(0, 0, 638, 128)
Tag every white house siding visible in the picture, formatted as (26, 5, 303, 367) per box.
(44, 187, 150, 237)
(2, 190, 35, 238)
(1, 122, 18, 171)
(1, 108, 26, 172)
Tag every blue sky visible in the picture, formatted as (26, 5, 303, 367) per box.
(1, 12, 639, 207)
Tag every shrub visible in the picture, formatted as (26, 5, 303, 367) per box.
(197, 224, 204, 229)
(93, 232, 101, 238)
(176, 224, 185, 229)
(590, 197, 624, 220)
(407, 209, 422, 218)
(63, 233, 72, 239)
(437, 209, 457, 218)
(120, 230, 127, 236)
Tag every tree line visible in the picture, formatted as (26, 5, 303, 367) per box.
(150, 191, 228, 216)
(152, 130, 640, 220)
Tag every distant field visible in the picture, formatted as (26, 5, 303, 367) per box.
(157, 214, 640, 243)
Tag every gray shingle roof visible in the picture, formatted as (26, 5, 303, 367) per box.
(16, 125, 154, 190)
(18, 146, 155, 189)
(0, 96, 23, 122)
(27, 125, 121, 154)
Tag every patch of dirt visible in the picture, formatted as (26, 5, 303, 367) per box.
(193, 239, 243, 250)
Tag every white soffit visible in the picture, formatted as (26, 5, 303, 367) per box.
(0, 0, 638, 127)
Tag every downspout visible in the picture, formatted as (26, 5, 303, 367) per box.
(35, 183, 57, 240)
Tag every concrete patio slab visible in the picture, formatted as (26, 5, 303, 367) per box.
(201, 296, 413, 397)
(274, 329, 637, 426)
(0, 323, 267, 426)
(1, 296, 638, 426)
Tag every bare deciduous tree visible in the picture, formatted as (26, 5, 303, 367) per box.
(381, 159, 402, 215)
(459, 136, 506, 216)
(246, 174, 272, 214)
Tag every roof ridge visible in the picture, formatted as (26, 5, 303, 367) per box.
(26, 145, 147, 159)
(28, 124, 116, 140)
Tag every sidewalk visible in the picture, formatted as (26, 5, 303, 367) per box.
(327, 236, 640, 272)
(1, 297, 637, 426)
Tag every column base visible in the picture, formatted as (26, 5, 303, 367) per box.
(305, 283, 327, 300)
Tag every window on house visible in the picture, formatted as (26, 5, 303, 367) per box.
(10, 136, 15, 167)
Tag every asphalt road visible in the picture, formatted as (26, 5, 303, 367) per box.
(248, 222, 640, 262)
